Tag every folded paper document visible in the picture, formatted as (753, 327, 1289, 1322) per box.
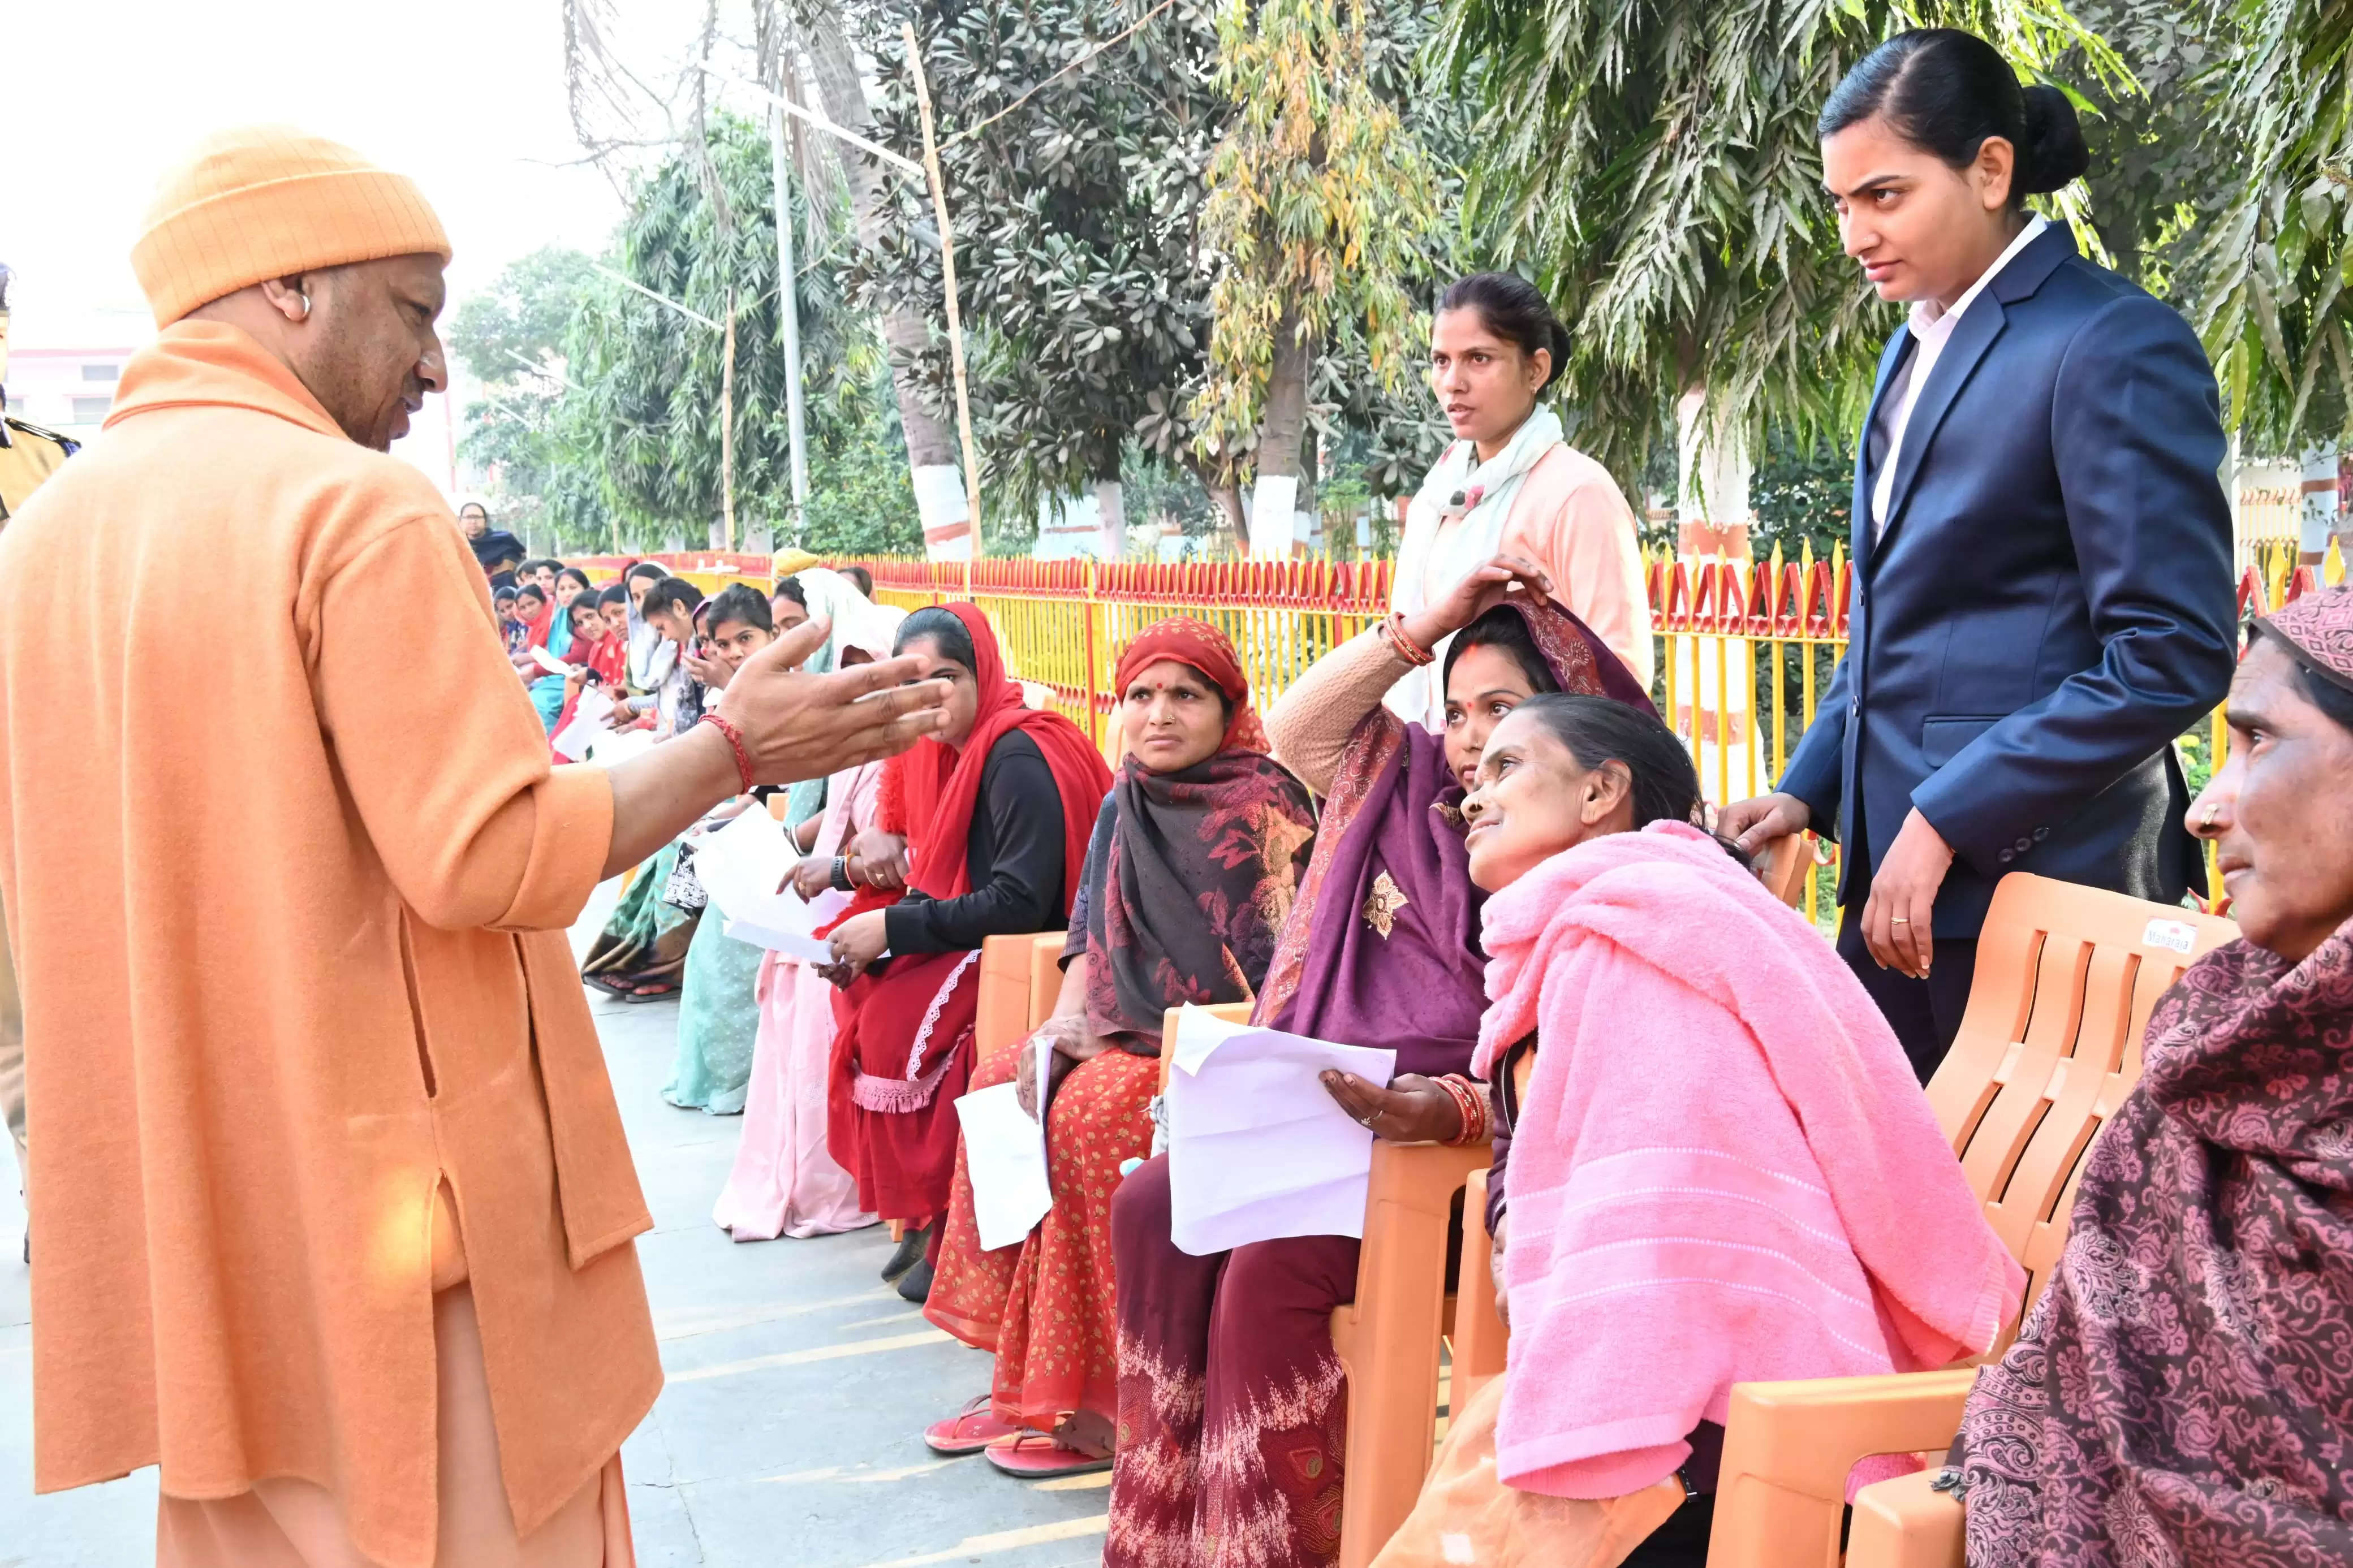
(1164, 1004, 1398, 1255)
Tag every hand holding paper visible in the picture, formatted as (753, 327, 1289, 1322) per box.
(1163, 1004, 1398, 1256)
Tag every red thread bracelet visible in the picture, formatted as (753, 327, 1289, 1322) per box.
(699, 712, 756, 794)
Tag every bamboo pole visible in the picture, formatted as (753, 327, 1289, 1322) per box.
(903, 19, 984, 595)
(722, 289, 737, 553)
(770, 94, 809, 539)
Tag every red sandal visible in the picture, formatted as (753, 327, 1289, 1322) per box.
(923, 1394, 1022, 1456)
(982, 1432, 1113, 1479)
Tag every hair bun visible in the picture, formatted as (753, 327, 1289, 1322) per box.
(2018, 84, 2089, 195)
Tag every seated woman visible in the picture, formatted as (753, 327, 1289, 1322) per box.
(714, 577, 908, 1241)
(526, 566, 596, 732)
(548, 590, 626, 751)
(920, 619, 1318, 1478)
(1106, 554, 1650, 1568)
(1373, 694, 2019, 1568)
(1952, 588, 2353, 1565)
(824, 604, 1111, 1298)
(667, 584, 793, 1116)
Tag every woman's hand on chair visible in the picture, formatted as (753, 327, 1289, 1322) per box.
(1401, 552, 1553, 655)
(1317, 1070, 1464, 1143)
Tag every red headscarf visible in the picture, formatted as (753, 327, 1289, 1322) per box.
(892, 602, 1110, 910)
(1110, 615, 1269, 754)
(518, 591, 556, 650)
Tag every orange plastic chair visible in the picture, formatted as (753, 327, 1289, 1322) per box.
(1028, 932, 1065, 1028)
(974, 932, 1042, 1057)
(1702, 875, 2237, 1568)
(1152, 1004, 1487, 1568)
(1332, 1139, 1492, 1568)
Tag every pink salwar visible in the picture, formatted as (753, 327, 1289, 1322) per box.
(712, 761, 881, 1242)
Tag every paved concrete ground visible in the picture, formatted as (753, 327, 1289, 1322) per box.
(1, 883, 1108, 1567)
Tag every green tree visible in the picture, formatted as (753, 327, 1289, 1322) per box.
(1432, 0, 2124, 483)
(449, 247, 610, 550)
(2188, 0, 2353, 449)
(559, 111, 886, 546)
(847, 0, 1236, 545)
(1193, 0, 1447, 548)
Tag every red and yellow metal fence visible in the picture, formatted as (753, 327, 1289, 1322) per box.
(575, 540, 2347, 922)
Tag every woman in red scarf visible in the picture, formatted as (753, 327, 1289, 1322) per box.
(824, 603, 1112, 1297)
(917, 617, 1318, 1478)
(548, 594, 626, 754)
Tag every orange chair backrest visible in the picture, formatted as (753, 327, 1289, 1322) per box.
(975, 932, 1049, 1058)
(1928, 874, 2236, 1334)
(1029, 933, 1066, 1030)
(1760, 832, 1814, 910)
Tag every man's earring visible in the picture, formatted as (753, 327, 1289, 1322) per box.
(297, 293, 312, 319)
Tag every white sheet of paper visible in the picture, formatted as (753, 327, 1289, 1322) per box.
(722, 887, 851, 962)
(690, 808, 796, 923)
(550, 686, 617, 762)
(1164, 1004, 1398, 1256)
(954, 1082, 1053, 1251)
(530, 644, 576, 676)
(588, 726, 656, 766)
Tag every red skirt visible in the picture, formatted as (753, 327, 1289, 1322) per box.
(826, 948, 981, 1224)
(926, 1043, 1157, 1430)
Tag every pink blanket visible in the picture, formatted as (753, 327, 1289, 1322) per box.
(1475, 822, 2022, 1500)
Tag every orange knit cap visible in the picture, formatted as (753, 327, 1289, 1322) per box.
(131, 126, 452, 327)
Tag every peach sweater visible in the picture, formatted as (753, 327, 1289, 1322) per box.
(0, 323, 658, 1568)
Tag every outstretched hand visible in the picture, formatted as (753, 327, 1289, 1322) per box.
(1318, 1070, 1464, 1144)
(717, 617, 951, 786)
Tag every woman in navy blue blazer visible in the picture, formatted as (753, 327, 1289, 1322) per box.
(1721, 29, 2238, 1079)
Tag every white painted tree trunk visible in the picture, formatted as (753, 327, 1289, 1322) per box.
(2300, 444, 2339, 565)
(1671, 387, 1769, 803)
(1095, 478, 1126, 560)
(801, 0, 969, 560)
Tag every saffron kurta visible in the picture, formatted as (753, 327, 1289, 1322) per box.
(0, 321, 661, 1568)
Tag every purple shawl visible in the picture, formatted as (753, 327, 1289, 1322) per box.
(1956, 915, 2353, 1564)
(1252, 597, 1651, 1077)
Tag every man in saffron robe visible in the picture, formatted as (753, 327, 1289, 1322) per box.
(0, 127, 948, 1567)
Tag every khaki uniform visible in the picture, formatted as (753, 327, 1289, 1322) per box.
(0, 411, 76, 523)
(0, 408, 71, 1190)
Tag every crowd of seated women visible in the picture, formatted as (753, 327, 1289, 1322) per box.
(542, 534, 2353, 1568)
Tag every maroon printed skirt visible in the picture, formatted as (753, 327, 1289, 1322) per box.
(1106, 1154, 1361, 1568)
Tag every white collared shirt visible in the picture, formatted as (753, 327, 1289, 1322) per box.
(1869, 214, 2049, 536)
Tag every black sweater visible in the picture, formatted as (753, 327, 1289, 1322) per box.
(883, 729, 1070, 956)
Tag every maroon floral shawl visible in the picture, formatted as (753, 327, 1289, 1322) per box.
(1958, 917, 2353, 1565)
(1085, 749, 1318, 1051)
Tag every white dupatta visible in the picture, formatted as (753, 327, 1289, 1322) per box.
(1387, 408, 1564, 725)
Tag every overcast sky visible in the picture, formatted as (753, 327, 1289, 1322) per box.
(2, 0, 742, 491)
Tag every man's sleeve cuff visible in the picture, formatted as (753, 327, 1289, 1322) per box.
(492, 764, 617, 931)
